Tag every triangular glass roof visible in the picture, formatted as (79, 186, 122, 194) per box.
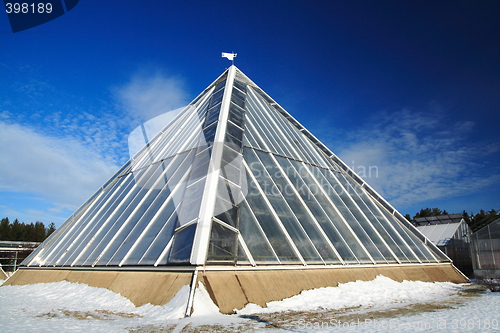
(23, 66, 449, 268)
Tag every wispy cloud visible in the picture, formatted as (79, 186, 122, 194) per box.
(0, 121, 119, 210)
(327, 109, 499, 208)
(114, 69, 188, 124)
(0, 67, 191, 224)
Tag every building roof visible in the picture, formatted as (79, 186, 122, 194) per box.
(473, 217, 500, 239)
(414, 214, 463, 226)
(416, 223, 463, 246)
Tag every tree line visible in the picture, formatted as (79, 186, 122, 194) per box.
(0, 217, 56, 242)
(406, 207, 499, 232)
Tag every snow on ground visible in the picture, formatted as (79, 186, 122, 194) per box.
(0, 281, 190, 332)
(0, 275, 499, 332)
(238, 275, 460, 314)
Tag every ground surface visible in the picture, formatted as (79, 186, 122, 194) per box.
(1, 276, 499, 332)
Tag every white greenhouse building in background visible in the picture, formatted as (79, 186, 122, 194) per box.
(415, 215, 473, 277)
(470, 217, 500, 279)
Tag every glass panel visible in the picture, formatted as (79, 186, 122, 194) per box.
(177, 178, 206, 226)
(332, 174, 398, 263)
(94, 188, 165, 266)
(378, 208, 432, 262)
(105, 150, 196, 266)
(243, 166, 299, 263)
(248, 88, 326, 166)
(269, 109, 326, 166)
(135, 185, 185, 265)
(304, 165, 371, 263)
(222, 145, 240, 165)
(252, 86, 274, 104)
(214, 79, 226, 93)
(168, 223, 196, 263)
(214, 198, 238, 227)
(231, 88, 246, 108)
(224, 133, 243, 152)
(220, 162, 241, 187)
(206, 221, 238, 262)
(245, 148, 319, 262)
(203, 123, 217, 146)
(317, 167, 386, 263)
(44, 175, 128, 265)
(217, 177, 241, 206)
(204, 104, 221, 127)
(245, 98, 287, 156)
(276, 156, 357, 263)
(125, 198, 177, 265)
(229, 103, 244, 119)
(251, 100, 299, 159)
(239, 200, 279, 263)
(226, 121, 243, 142)
(245, 101, 277, 151)
(256, 151, 340, 264)
(133, 106, 207, 171)
(209, 88, 224, 108)
(228, 109, 244, 128)
(60, 174, 138, 266)
(80, 171, 159, 266)
(188, 150, 211, 183)
(237, 241, 251, 265)
(69, 179, 141, 266)
(344, 178, 416, 263)
(233, 79, 247, 93)
(105, 186, 170, 266)
(243, 118, 264, 149)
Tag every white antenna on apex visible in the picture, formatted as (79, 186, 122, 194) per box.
(222, 52, 237, 65)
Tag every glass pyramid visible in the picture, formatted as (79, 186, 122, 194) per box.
(23, 66, 449, 268)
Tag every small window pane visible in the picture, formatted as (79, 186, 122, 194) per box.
(203, 123, 217, 145)
(231, 89, 246, 108)
(226, 121, 244, 142)
(233, 79, 247, 93)
(204, 104, 221, 127)
(224, 133, 243, 152)
(217, 177, 241, 205)
(206, 221, 238, 262)
(214, 80, 226, 93)
(168, 224, 196, 263)
(209, 89, 224, 108)
(214, 198, 238, 227)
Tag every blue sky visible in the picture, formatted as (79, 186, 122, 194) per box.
(1, 1, 499, 226)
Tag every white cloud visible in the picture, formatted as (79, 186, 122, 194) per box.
(330, 110, 499, 208)
(0, 121, 119, 210)
(114, 70, 188, 124)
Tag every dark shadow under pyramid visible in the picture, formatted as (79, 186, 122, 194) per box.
(6, 66, 467, 315)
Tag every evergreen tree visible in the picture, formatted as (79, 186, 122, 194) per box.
(0, 217, 57, 242)
(469, 209, 499, 232)
(46, 222, 56, 238)
(0, 217, 10, 239)
(34, 222, 47, 242)
(9, 219, 23, 241)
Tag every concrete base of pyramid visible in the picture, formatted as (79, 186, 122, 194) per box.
(3, 269, 193, 307)
(199, 263, 467, 313)
(3, 263, 467, 314)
